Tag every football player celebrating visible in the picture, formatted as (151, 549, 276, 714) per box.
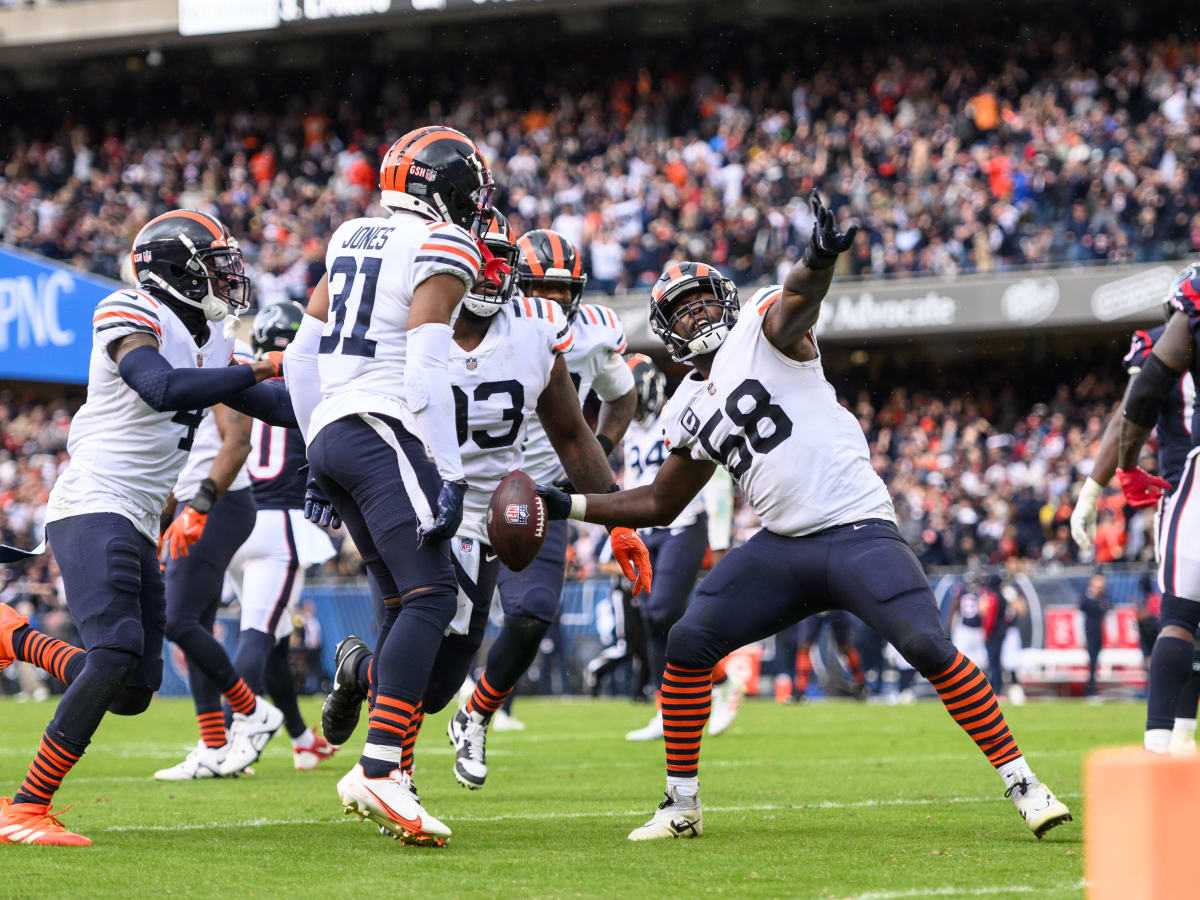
(1113, 264, 1200, 756)
(275, 126, 502, 845)
(1070, 280, 1197, 751)
(317, 212, 649, 803)
(537, 192, 1072, 842)
(446, 228, 639, 788)
(155, 340, 279, 781)
(0, 210, 297, 846)
(621, 354, 741, 742)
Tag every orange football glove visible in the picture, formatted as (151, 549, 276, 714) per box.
(162, 506, 208, 559)
(610, 526, 653, 596)
(264, 351, 284, 378)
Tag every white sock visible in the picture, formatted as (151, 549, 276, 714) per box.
(291, 728, 316, 750)
(1144, 729, 1172, 754)
(362, 742, 404, 766)
(667, 776, 699, 798)
(997, 756, 1036, 790)
(1172, 718, 1197, 740)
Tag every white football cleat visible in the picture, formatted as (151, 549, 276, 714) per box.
(449, 707, 488, 790)
(628, 787, 702, 841)
(454, 676, 476, 710)
(625, 712, 664, 742)
(337, 764, 450, 846)
(153, 742, 229, 781)
(1006, 779, 1072, 838)
(708, 677, 743, 736)
(219, 698, 284, 776)
(293, 728, 340, 770)
(492, 709, 526, 732)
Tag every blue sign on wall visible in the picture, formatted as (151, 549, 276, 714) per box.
(0, 244, 122, 384)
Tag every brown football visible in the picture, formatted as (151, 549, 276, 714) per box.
(486, 471, 547, 572)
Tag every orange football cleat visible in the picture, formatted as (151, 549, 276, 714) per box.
(0, 602, 29, 670)
(0, 798, 92, 847)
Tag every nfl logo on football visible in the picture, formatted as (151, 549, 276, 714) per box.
(504, 503, 529, 525)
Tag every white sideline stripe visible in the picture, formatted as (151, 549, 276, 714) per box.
(102, 793, 1081, 832)
(834, 881, 1086, 900)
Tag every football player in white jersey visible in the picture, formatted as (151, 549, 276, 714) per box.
(0, 210, 298, 846)
(448, 228, 640, 786)
(316, 212, 648, 804)
(277, 126, 510, 846)
(620, 354, 742, 742)
(537, 193, 1072, 843)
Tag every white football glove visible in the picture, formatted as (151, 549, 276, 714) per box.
(1070, 477, 1103, 551)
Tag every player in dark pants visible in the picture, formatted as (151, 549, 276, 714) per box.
(538, 196, 1070, 842)
(777, 611, 867, 701)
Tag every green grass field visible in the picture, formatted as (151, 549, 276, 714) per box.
(0, 695, 1138, 899)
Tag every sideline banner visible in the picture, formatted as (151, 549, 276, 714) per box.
(0, 244, 122, 384)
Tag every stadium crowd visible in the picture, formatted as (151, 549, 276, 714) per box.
(0, 361, 1155, 619)
(2, 16, 1200, 297)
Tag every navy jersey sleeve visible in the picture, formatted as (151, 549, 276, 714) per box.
(1167, 263, 1200, 318)
(1122, 328, 1156, 375)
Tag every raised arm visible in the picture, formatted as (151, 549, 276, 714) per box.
(1117, 312, 1193, 505)
(762, 192, 858, 355)
(1071, 382, 1135, 550)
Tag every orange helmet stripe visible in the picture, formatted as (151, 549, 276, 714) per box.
(695, 263, 710, 278)
(546, 231, 566, 271)
(142, 209, 224, 241)
(383, 126, 482, 194)
(518, 236, 544, 277)
(667, 263, 684, 282)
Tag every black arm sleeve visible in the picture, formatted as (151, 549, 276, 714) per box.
(118, 345, 256, 413)
(1123, 353, 1181, 428)
(223, 380, 298, 429)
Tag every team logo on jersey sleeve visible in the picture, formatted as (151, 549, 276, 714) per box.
(681, 407, 700, 436)
(504, 504, 529, 525)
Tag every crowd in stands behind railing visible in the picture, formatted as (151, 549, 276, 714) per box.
(2, 11, 1199, 303)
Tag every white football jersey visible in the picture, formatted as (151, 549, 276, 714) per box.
(660, 285, 894, 537)
(453, 297, 572, 544)
(45, 288, 236, 542)
(173, 340, 254, 502)
(522, 301, 630, 485)
(622, 412, 706, 529)
(306, 212, 482, 443)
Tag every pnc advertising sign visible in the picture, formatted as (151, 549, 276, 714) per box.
(0, 244, 122, 384)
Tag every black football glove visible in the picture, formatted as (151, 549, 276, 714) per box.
(419, 479, 467, 543)
(300, 466, 341, 529)
(536, 484, 573, 521)
(803, 190, 858, 269)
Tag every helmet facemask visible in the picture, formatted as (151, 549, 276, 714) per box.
(651, 275, 739, 363)
(145, 233, 251, 322)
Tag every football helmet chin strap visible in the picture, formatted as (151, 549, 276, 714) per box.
(143, 233, 231, 323)
(462, 294, 505, 317)
(380, 190, 447, 224)
(681, 323, 731, 360)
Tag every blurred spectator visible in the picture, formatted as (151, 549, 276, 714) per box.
(1080, 573, 1110, 697)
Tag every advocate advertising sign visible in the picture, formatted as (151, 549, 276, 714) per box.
(0, 244, 122, 384)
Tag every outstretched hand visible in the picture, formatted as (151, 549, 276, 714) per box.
(805, 191, 858, 266)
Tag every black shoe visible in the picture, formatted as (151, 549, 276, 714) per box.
(322, 636, 371, 745)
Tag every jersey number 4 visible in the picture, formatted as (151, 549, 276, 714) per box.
(693, 379, 792, 478)
(171, 409, 204, 452)
(320, 255, 380, 358)
(627, 439, 666, 479)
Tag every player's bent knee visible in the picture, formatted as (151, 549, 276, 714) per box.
(665, 618, 722, 670)
(399, 583, 458, 630)
(108, 685, 154, 716)
(896, 627, 957, 677)
(1161, 593, 1200, 633)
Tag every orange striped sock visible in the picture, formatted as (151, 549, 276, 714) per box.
(223, 678, 257, 716)
(466, 672, 511, 717)
(19, 630, 84, 684)
(711, 657, 728, 684)
(13, 735, 81, 806)
(661, 662, 712, 779)
(928, 652, 1022, 768)
(196, 711, 226, 748)
(400, 704, 424, 775)
(795, 649, 812, 692)
(360, 695, 416, 776)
